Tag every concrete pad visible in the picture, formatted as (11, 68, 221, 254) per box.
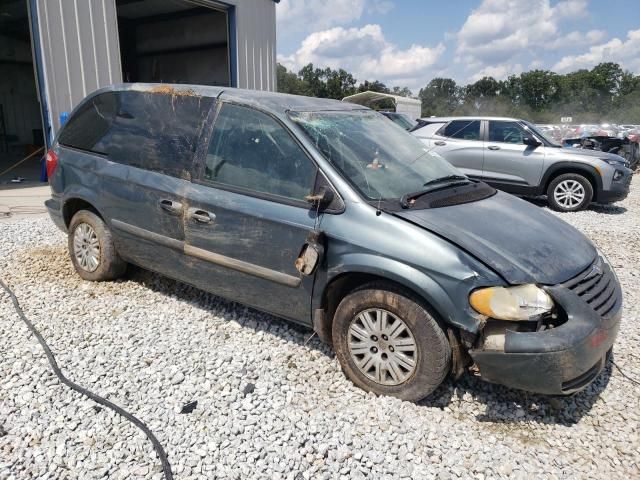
(0, 185, 50, 221)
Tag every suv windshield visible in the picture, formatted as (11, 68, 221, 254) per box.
(524, 121, 561, 147)
(289, 110, 461, 201)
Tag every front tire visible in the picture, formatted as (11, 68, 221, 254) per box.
(68, 210, 127, 281)
(332, 284, 451, 402)
(547, 173, 593, 212)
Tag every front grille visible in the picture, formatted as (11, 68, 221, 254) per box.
(561, 257, 620, 318)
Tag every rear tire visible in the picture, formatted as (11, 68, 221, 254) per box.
(547, 173, 593, 212)
(332, 284, 451, 402)
(68, 210, 127, 281)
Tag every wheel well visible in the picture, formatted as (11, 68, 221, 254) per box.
(63, 198, 101, 227)
(545, 168, 598, 201)
(316, 272, 444, 346)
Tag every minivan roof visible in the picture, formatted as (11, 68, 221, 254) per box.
(91, 83, 369, 116)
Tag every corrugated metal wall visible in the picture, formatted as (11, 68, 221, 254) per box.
(31, 0, 276, 142)
(32, 0, 121, 142)
(234, 0, 277, 91)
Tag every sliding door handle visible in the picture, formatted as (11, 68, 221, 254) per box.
(159, 199, 183, 215)
(487, 145, 501, 151)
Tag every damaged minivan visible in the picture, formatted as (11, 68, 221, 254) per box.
(45, 84, 622, 401)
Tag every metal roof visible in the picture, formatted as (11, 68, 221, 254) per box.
(342, 91, 421, 107)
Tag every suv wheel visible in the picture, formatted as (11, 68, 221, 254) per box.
(68, 210, 127, 281)
(547, 173, 593, 212)
(332, 284, 451, 402)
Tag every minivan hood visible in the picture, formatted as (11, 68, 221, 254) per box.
(395, 191, 596, 285)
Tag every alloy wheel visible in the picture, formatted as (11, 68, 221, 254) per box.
(553, 179, 585, 209)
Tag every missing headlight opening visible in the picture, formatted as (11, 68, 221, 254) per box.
(477, 310, 568, 352)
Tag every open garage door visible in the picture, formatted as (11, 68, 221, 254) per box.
(116, 0, 231, 87)
(0, 0, 46, 182)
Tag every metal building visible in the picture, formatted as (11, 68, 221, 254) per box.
(0, 0, 277, 152)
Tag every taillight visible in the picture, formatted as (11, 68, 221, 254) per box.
(45, 150, 58, 180)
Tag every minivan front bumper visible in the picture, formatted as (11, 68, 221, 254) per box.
(469, 283, 622, 395)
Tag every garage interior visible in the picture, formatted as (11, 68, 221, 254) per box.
(0, 0, 45, 185)
(116, 0, 231, 86)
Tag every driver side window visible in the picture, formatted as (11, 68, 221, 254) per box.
(488, 121, 527, 144)
(204, 103, 317, 202)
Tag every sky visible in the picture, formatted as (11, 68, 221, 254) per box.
(276, 0, 640, 91)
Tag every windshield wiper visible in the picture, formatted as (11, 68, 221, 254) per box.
(421, 175, 468, 188)
(400, 175, 470, 208)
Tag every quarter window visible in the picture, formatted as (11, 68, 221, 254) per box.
(58, 91, 213, 178)
(204, 103, 317, 202)
(438, 120, 481, 141)
(488, 121, 527, 144)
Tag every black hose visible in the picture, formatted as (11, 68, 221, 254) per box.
(0, 278, 173, 480)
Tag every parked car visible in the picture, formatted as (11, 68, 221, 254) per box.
(379, 111, 417, 130)
(45, 85, 622, 401)
(411, 116, 632, 212)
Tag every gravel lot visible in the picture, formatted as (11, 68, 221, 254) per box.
(1, 181, 639, 480)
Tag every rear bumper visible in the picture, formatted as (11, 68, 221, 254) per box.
(45, 197, 66, 232)
(470, 284, 622, 395)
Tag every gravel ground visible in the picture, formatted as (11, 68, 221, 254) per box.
(1, 181, 639, 480)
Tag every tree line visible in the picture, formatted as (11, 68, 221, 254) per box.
(277, 62, 640, 123)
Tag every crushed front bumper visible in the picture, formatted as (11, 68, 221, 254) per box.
(469, 281, 622, 395)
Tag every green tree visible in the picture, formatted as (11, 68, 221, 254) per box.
(357, 80, 390, 93)
(298, 63, 327, 97)
(325, 68, 357, 99)
(518, 70, 561, 111)
(418, 78, 460, 116)
(392, 86, 413, 97)
(461, 76, 502, 112)
(276, 61, 640, 123)
(276, 63, 308, 95)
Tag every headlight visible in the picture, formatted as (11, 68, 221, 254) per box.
(600, 157, 627, 167)
(469, 284, 554, 321)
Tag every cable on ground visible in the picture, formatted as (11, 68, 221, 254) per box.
(0, 278, 173, 480)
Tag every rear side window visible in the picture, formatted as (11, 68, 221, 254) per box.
(488, 121, 526, 144)
(437, 120, 481, 141)
(58, 91, 214, 178)
(57, 93, 116, 155)
(203, 103, 317, 202)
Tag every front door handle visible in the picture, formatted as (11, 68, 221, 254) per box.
(487, 145, 501, 150)
(159, 199, 183, 215)
(434, 140, 447, 146)
(188, 208, 216, 224)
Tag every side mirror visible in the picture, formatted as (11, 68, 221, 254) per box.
(305, 187, 334, 210)
(523, 136, 541, 147)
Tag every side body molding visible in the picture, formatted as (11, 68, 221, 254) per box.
(111, 219, 301, 288)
